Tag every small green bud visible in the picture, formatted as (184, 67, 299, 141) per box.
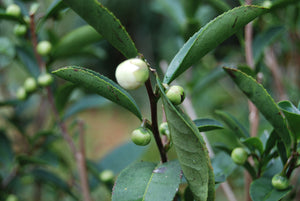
(131, 127, 151, 146)
(14, 24, 27, 36)
(6, 4, 21, 17)
(24, 77, 37, 93)
(38, 73, 53, 86)
(6, 194, 18, 201)
(165, 85, 185, 105)
(262, 0, 272, 8)
(99, 170, 114, 183)
(272, 174, 289, 190)
(115, 58, 149, 90)
(231, 147, 248, 165)
(16, 87, 27, 100)
(159, 122, 170, 136)
(36, 40, 52, 56)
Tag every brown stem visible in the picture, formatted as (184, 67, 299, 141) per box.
(145, 78, 168, 163)
(244, 1, 256, 200)
(29, 13, 45, 72)
(264, 48, 287, 101)
(76, 120, 92, 201)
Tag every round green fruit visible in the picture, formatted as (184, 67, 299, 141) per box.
(165, 85, 185, 105)
(38, 73, 53, 86)
(115, 58, 149, 90)
(131, 127, 151, 146)
(272, 174, 289, 190)
(6, 4, 21, 17)
(99, 170, 114, 183)
(14, 24, 27, 36)
(36, 40, 52, 56)
(231, 147, 248, 165)
(16, 87, 26, 100)
(24, 77, 37, 93)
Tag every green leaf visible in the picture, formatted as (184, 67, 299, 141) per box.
(16, 46, 40, 78)
(55, 83, 77, 113)
(157, 76, 214, 201)
(63, 95, 109, 120)
(0, 129, 14, 177)
(215, 110, 249, 138)
(263, 130, 278, 157)
(52, 25, 103, 58)
(143, 160, 182, 201)
(250, 177, 291, 201)
(62, 0, 137, 58)
(152, 0, 186, 28)
(17, 155, 49, 166)
(223, 67, 291, 154)
(0, 10, 26, 24)
(163, 5, 268, 84)
(0, 37, 15, 68)
(193, 118, 224, 132)
(278, 100, 300, 140)
(253, 26, 285, 65)
(98, 141, 147, 174)
(31, 169, 77, 199)
(270, 0, 299, 10)
(53, 66, 142, 120)
(37, 0, 67, 30)
(112, 161, 182, 201)
(242, 137, 264, 155)
(212, 152, 237, 184)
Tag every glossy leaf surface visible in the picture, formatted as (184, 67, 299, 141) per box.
(242, 137, 264, 155)
(53, 66, 142, 120)
(224, 67, 291, 153)
(163, 5, 268, 84)
(157, 77, 214, 201)
(62, 0, 137, 58)
(112, 161, 182, 201)
(278, 100, 300, 140)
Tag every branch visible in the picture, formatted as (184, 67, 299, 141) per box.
(159, 61, 238, 201)
(145, 77, 168, 163)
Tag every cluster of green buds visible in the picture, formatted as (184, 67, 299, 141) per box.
(6, 4, 28, 37)
(16, 73, 54, 100)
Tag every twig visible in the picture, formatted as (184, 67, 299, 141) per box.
(76, 120, 92, 201)
(264, 47, 287, 101)
(29, 12, 92, 201)
(159, 61, 238, 201)
(245, 0, 257, 200)
(29, 13, 45, 72)
(145, 78, 168, 163)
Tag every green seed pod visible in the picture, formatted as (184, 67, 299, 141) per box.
(115, 58, 149, 90)
(14, 24, 27, 36)
(16, 87, 27, 100)
(24, 77, 37, 93)
(99, 170, 114, 183)
(231, 147, 248, 165)
(131, 127, 152, 146)
(36, 40, 52, 56)
(6, 4, 21, 17)
(38, 73, 53, 86)
(272, 174, 289, 190)
(165, 85, 185, 105)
